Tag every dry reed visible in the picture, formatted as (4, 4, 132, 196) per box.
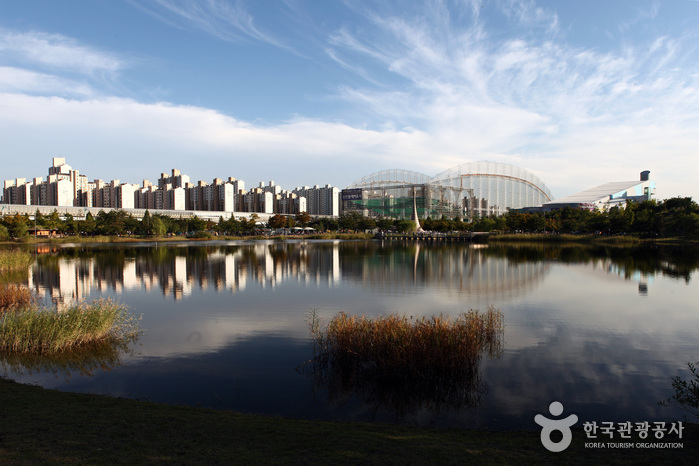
(305, 307, 504, 413)
(0, 284, 35, 311)
(311, 307, 503, 377)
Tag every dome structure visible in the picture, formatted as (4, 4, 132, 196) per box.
(342, 161, 552, 220)
(347, 169, 431, 188)
(429, 161, 552, 217)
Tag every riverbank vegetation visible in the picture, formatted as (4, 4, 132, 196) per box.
(304, 308, 504, 413)
(309, 308, 503, 376)
(0, 250, 140, 355)
(2, 196, 696, 242)
(0, 299, 140, 355)
(0, 249, 33, 270)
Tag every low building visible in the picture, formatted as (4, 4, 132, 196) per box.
(541, 171, 656, 211)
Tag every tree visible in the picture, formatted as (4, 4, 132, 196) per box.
(46, 210, 61, 230)
(141, 210, 153, 235)
(295, 211, 312, 227)
(188, 215, 206, 234)
(152, 217, 167, 236)
(9, 217, 29, 240)
(81, 212, 96, 235)
(395, 220, 416, 233)
(339, 212, 362, 231)
(376, 218, 394, 231)
(268, 214, 288, 229)
(62, 213, 78, 235)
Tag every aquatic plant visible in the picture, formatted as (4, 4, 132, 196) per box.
(305, 307, 504, 414)
(0, 299, 141, 355)
(0, 284, 35, 311)
(0, 249, 33, 271)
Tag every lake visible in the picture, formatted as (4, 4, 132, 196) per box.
(2, 240, 697, 430)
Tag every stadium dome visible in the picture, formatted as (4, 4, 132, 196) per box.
(347, 169, 431, 188)
(343, 161, 552, 219)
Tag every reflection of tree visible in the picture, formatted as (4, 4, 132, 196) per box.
(484, 244, 699, 282)
(0, 338, 134, 380)
(301, 309, 504, 419)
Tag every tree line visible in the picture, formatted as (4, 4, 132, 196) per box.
(0, 196, 697, 240)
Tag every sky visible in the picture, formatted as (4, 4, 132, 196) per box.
(1, 0, 698, 201)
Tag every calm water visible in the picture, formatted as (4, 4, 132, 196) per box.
(2, 240, 697, 430)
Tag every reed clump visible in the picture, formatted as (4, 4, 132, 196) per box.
(0, 299, 141, 355)
(305, 307, 504, 413)
(0, 284, 35, 311)
(0, 249, 34, 271)
(311, 307, 503, 377)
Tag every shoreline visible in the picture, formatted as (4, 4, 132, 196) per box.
(0, 376, 695, 464)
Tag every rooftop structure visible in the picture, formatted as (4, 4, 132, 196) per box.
(542, 171, 655, 211)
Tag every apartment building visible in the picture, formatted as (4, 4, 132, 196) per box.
(2, 158, 340, 217)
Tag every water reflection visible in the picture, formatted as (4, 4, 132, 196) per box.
(300, 310, 504, 420)
(3, 240, 697, 429)
(29, 241, 557, 309)
(0, 338, 133, 380)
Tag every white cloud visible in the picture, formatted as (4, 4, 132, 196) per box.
(140, 0, 286, 48)
(0, 67, 93, 96)
(1, 1, 699, 203)
(0, 29, 122, 75)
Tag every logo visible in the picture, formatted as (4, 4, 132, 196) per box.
(535, 401, 578, 452)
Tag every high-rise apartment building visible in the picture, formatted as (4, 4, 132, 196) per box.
(2, 158, 340, 217)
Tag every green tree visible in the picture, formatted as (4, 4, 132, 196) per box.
(141, 210, 153, 235)
(46, 210, 61, 230)
(152, 217, 167, 236)
(81, 212, 96, 235)
(62, 213, 78, 235)
(376, 218, 394, 231)
(188, 215, 206, 234)
(339, 212, 363, 231)
(0, 224, 10, 241)
(395, 220, 416, 233)
(9, 217, 29, 240)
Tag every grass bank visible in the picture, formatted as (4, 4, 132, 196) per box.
(487, 233, 644, 245)
(0, 377, 695, 465)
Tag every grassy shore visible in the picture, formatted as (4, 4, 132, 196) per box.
(0, 377, 695, 465)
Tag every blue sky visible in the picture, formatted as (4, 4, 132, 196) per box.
(1, 0, 698, 201)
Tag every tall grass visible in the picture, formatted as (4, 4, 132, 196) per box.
(305, 307, 504, 413)
(0, 299, 141, 355)
(0, 284, 35, 311)
(310, 307, 503, 374)
(0, 249, 34, 271)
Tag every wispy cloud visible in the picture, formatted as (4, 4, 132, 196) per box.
(0, 28, 125, 97)
(0, 29, 122, 75)
(138, 0, 286, 48)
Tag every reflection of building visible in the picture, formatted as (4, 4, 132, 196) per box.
(342, 162, 552, 220)
(27, 244, 345, 303)
(340, 243, 550, 301)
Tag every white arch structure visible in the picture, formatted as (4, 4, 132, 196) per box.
(346, 161, 552, 219)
